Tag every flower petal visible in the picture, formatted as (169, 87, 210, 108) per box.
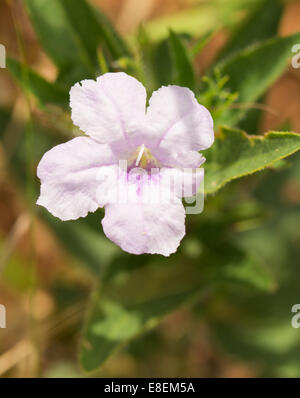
(146, 85, 214, 154)
(101, 184, 186, 256)
(37, 137, 117, 220)
(154, 147, 206, 169)
(70, 72, 147, 145)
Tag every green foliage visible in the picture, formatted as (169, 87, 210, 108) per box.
(215, 33, 300, 126)
(0, 108, 11, 139)
(205, 127, 300, 194)
(210, 152, 300, 377)
(168, 30, 195, 90)
(41, 211, 119, 275)
(25, 0, 94, 81)
(217, 0, 283, 62)
(58, 0, 131, 65)
(80, 259, 202, 371)
(80, 239, 273, 372)
(24, 0, 130, 85)
(215, 0, 283, 132)
(7, 57, 68, 108)
(80, 281, 199, 371)
(198, 70, 238, 122)
(190, 31, 214, 60)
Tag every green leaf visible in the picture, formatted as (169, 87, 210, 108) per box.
(211, 163, 300, 376)
(218, 0, 283, 62)
(25, 0, 131, 85)
(91, 6, 131, 61)
(190, 31, 213, 59)
(25, 0, 93, 81)
(7, 57, 68, 108)
(3, 114, 118, 275)
(215, 33, 300, 126)
(0, 108, 11, 139)
(237, 94, 265, 133)
(204, 127, 300, 194)
(79, 227, 273, 372)
(194, 217, 276, 293)
(210, 250, 275, 292)
(216, 0, 283, 131)
(168, 30, 195, 90)
(151, 38, 172, 88)
(59, 0, 131, 62)
(41, 211, 119, 275)
(80, 288, 198, 372)
(80, 260, 204, 372)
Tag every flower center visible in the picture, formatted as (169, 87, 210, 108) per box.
(128, 145, 160, 171)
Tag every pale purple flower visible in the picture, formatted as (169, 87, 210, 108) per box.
(37, 72, 214, 256)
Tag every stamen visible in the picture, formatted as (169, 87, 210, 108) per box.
(135, 144, 145, 166)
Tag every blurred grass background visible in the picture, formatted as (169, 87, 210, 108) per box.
(0, 0, 300, 378)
